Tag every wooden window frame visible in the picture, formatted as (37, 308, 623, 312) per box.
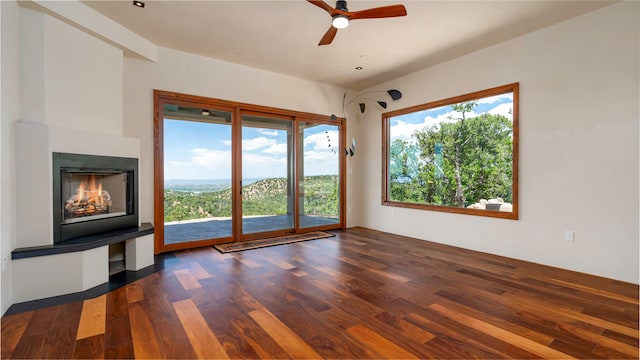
(381, 83, 519, 220)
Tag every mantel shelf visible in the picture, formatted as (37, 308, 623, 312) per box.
(12, 223, 154, 260)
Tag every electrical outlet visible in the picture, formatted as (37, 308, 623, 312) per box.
(1, 256, 7, 272)
(564, 231, 575, 242)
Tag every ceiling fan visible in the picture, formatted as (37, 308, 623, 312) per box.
(307, 0, 407, 46)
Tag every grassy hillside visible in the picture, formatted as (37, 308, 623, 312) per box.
(164, 175, 338, 222)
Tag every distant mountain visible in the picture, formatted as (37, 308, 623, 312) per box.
(164, 175, 339, 222)
(164, 178, 261, 192)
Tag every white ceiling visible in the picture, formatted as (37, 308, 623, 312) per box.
(83, 0, 615, 90)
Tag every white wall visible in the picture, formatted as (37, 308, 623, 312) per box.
(43, 12, 123, 134)
(19, 6, 123, 132)
(122, 47, 349, 224)
(354, 1, 639, 284)
(1, 0, 21, 315)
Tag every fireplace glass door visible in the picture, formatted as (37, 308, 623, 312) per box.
(53, 152, 138, 244)
(62, 172, 128, 223)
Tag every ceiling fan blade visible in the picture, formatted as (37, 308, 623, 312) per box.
(307, 0, 338, 16)
(349, 5, 407, 20)
(318, 26, 338, 46)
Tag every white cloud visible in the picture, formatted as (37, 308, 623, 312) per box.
(389, 119, 427, 142)
(477, 93, 513, 105)
(191, 148, 229, 166)
(262, 143, 287, 154)
(390, 100, 515, 143)
(487, 103, 513, 120)
(298, 130, 340, 175)
(390, 110, 480, 142)
(242, 153, 287, 178)
(165, 132, 341, 180)
(242, 136, 277, 151)
(304, 130, 339, 151)
(258, 129, 279, 137)
(165, 148, 232, 179)
(424, 110, 479, 127)
(222, 136, 279, 150)
(303, 150, 339, 176)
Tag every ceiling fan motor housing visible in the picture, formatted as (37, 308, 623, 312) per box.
(336, 0, 348, 12)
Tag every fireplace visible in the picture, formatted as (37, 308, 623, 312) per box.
(53, 152, 138, 244)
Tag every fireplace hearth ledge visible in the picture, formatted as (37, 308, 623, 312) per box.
(11, 223, 154, 260)
(11, 224, 155, 304)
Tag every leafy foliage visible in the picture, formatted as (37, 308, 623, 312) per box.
(389, 102, 513, 207)
(164, 175, 339, 222)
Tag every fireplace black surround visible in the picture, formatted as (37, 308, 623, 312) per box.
(53, 152, 138, 244)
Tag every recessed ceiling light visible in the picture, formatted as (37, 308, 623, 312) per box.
(355, 66, 363, 70)
(133, 1, 145, 8)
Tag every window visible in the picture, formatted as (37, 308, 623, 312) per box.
(382, 83, 518, 219)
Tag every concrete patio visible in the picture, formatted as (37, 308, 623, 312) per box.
(164, 215, 339, 244)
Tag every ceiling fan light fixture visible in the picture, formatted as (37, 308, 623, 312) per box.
(308, 0, 407, 45)
(201, 110, 210, 116)
(332, 15, 349, 29)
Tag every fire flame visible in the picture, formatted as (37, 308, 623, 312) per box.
(75, 175, 104, 205)
(65, 175, 112, 218)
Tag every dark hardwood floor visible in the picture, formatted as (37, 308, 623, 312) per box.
(2, 227, 638, 359)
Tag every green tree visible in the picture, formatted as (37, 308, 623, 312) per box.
(164, 176, 340, 222)
(390, 102, 512, 207)
(388, 139, 423, 203)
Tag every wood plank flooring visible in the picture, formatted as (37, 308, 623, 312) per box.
(2, 227, 638, 359)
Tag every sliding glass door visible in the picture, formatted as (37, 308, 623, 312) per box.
(240, 113, 294, 238)
(298, 122, 341, 229)
(161, 105, 234, 249)
(154, 91, 345, 253)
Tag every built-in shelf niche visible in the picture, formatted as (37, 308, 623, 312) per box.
(108, 242, 125, 276)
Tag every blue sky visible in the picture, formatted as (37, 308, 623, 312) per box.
(164, 120, 339, 180)
(389, 93, 514, 142)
